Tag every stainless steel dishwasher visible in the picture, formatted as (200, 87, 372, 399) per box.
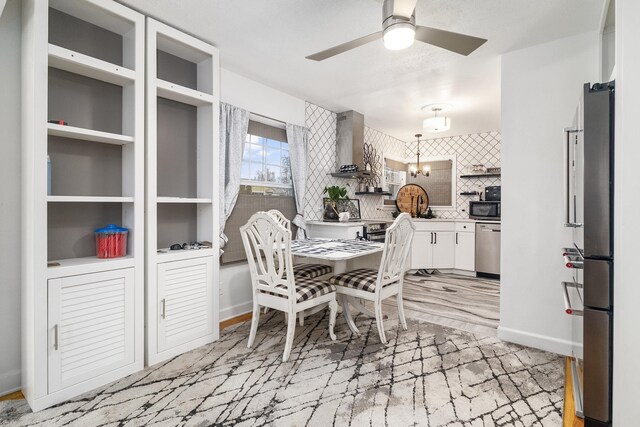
(475, 222, 501, 276)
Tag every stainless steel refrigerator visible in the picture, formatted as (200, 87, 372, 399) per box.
(563, 81, 615, 427)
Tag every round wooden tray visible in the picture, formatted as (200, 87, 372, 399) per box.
(395, 184, 429, 216)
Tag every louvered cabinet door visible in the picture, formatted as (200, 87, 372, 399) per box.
(48, 268, 135, 393)
(157, 257, 214, 353)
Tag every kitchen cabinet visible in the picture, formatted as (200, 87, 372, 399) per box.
(410, 231, 435, 269)
(455, 231, 476, 271)
(157, 257, 215, 355)
(433, 231, 455, 268)
(48, 269, 136, 394)
(410, 220, 480, 272)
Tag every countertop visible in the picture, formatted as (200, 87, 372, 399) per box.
(307, 220, 365, 227)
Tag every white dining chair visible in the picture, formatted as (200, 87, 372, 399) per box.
(240, 211, 338, 361)
(267, 209, 333, 279)
(329, 213, 415, 344)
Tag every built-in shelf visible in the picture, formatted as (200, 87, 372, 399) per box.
(47, 255, 135, 279)
(48, 44, 135, 87)
(156, 247, 215, 262)
(156, 197, 212, 204)
(47, 123, 134, 145)
(330, 171, 371, 179)
(47, 196, 134, 203)
(156, 79, 214, 107)
(460, 191, 480, 196)
(355, 191, 392, 196)
(460, 173, 502, 179)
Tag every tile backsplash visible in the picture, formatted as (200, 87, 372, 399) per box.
(304, 101, 501, 221)
(405, 132, 501, 219)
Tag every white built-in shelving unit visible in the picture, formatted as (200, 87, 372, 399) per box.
(21, 0, 144, 411)
(145, 18, 220, 366)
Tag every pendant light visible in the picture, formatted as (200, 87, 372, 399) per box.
(409, 134, 430, 178)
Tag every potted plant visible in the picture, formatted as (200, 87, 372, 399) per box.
(323, 185, 349, 221)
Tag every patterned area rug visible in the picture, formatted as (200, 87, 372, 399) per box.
(389, 273, 501, 336)
(0, 310, 563, 426)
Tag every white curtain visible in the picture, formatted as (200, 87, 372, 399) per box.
(286, 123, 310, 239)
(219, 103, 250, 254)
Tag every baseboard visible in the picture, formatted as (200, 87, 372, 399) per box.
(219, 301, 252, 322)
(0, 369, 22, 398)
(497, 326, 579, 356)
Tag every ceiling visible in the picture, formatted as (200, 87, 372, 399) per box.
(120, 0, 604, 141)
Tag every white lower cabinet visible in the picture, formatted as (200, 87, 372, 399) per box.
(455, 232, 476, 271)
(47, 268, 135, 393)
(157, 257, 215, 354)
(410, 231, 434, 269)
(410, 221, 479, 272)
(432, 231, 455, 268)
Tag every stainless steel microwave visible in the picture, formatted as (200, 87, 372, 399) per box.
(469, 201, 501, 220)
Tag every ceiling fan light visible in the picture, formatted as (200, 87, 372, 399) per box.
(383, 23, 415, 50)
(423, 116, 451, 133)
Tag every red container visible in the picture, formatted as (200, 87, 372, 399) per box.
(95, 224, 128, 258)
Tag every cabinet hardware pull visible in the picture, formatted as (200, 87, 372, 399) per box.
(430, 232, 433, 244)
(434, 232, 437, 245)
(161, 299, 166, 319)
(456, 232, 458, 244)
(53, 324, 59, 350)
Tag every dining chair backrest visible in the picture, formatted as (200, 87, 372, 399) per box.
(377, 213, 415, 288)
(240, 212, 295, 301)
(267, 209, 291, 231)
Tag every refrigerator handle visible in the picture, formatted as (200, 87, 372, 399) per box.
(563, 127, 583, 228)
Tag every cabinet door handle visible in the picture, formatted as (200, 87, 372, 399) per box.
(456, 232, 458, 245)
(430, 232, 433, 244)
(161, 299, 166, 319)
(53, 324, 59, 351)
(434, 232, 437, 245)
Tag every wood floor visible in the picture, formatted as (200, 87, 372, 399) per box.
(0, 390, 24, 402)
(564, 357, 585, 427)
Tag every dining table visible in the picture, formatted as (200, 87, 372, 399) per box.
(290, 238, 385, 323)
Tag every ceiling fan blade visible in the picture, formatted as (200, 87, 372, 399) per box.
(392, 0, 418, 18)
(415, 26, 487, 56)
(306, 31, 383, 61)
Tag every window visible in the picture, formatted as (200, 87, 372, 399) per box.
(222, 120, 297, 264)
(406, 159, 454, 207)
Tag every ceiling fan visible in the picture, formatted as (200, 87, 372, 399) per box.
(306, 0, 487, 61)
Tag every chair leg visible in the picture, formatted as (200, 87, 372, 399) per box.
(328, 299, 337, 341)
(263, 307, 269, 314)
(375, 301, 387, 344)
(283, 311, 297, 362)
(298, 311, 305, 326)
(247, 303, 261, 348)
(341, 296, 360, 335)
(397, 291, 408, 331)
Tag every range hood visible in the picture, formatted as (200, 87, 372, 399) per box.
(332, 110, 371, 178)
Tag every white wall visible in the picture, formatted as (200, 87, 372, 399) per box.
(499, 31, 600, 354)
(0, 0, 23, 395)
(217, 68, 307, 320)
(220, 68, 305, 127)
(613, 0, 640, 423)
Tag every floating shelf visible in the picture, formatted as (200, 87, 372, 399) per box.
(460, 191, 480, 196)
(355, 191, 392, 196)
(460, 173, 502, 179)
(47, 255, 135, 279)
(156, 197, 213, 204)
(48, 44, 135, 87)
(47, 123, 134, 145)
(156, 79, 214, 107)
(330, 171, 371, 179)
(48, 196, 134, 203)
